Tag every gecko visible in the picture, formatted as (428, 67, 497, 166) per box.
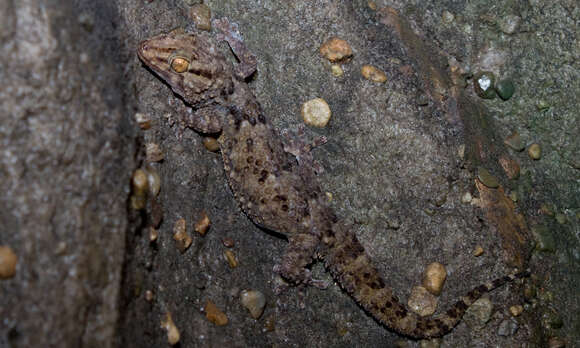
(137, 18, 528, 339)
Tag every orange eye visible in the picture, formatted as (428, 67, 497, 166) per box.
(170, 56, 189, 73)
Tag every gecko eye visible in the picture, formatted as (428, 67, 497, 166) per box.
(169, 55, 190, 73)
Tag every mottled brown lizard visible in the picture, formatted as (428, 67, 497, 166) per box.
(137, 18, 528, 338)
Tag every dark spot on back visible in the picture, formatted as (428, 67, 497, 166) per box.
(258, 113, 266, 124)
(456, 301, 468, 311)
(281, 204, 288, 212)
(258, 170, 268, 183)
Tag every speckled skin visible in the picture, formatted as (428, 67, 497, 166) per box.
(137, 19, 527, 339)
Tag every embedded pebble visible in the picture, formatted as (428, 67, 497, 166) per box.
(189, 4, 211, 31)
(0, 246, 18, 279)
(407, 286, 438, 316)
(319, 37, 352, 63)
(509, 304, 524, 317)
(477, 167, 499, 188)
(361, 65, 387, 83)
(367, 1, 377, 11)
(499, 156, 520, 179)
(464, 298, 493, 329)
(146, 143, 164, 162)
(498, 15, 521, 34)
(203, 137, 220, 152)
(331, 64, 344, 77)
(222, 237, 235, 248)
(461, 192, 472, 203)
(496, 79, 515, 100)
(130, 168, 148, 210)
(528, 143, 541, 160)
(130, 194, 147, 211)
(146, 167, 161, 197)
(149, 227, 158, 242)
(442, 10, 455, 24)
(473, 245, 484, 257)
(504, 131, 525, 152)
(301, 98, 331, 128)
(205, 300, 228, 326)
(497, 318, 519, 336)
(194, 210, 211, 236)
(509, 191, 518, 202)
(145, 290, 154, 302)
(132, 168, 148, 196)
(160, 311, 180, 345)
(224, 250, 238, 268)
(555, 213, 567, 224)
(173, 218, 192, 253)
(422, 262, 447, 295)
(134, 112, 152, 129)
(536, 100, 550, 110)
(240, 289, 267, 319)
(473, 71, 496, 99)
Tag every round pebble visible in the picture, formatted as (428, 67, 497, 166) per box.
(361, 65, 387, 83)
(134, 112, 152, 129)
(203, 137, 220, 152)
(319, 37, 353, 63)
(407, 286, 438, 316)
(301, 98, 331, 128)
(331, 64, 344, 77)
(224, 250, 238, 268)
(161, 312, 180, 345)
(477, 167, 499, 188)
(495, 79, 515, 100)
(0, 246, 18, 279)
(473, 71, 496, 99)
(132, 168, 148, 196)
(146, 167, 161, 197)
(509, 304, 524, 317)
(473, 245, 484, 257)
(422, 262, 447, 295)
(205, 300, 228, 326)
(240, 289, 267, 319)
(173, 218, 192, 253)
(194, 211, 211, 236)
(528, 143, 541, 160)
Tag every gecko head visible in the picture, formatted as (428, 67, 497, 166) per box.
(138, 28, 233, 105)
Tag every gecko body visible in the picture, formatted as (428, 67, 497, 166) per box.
(137, 19, 527, 338)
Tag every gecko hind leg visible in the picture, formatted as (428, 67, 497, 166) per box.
(281, 124, 327, 175)
(273, 232, 329, 294)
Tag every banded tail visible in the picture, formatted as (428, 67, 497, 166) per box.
(322, 227, 529, 338)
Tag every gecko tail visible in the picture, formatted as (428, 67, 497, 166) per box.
(322, 227, 529, 338)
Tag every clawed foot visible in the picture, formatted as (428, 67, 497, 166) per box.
(273, 264, 329, 292)
(281, 125, 327, 174)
